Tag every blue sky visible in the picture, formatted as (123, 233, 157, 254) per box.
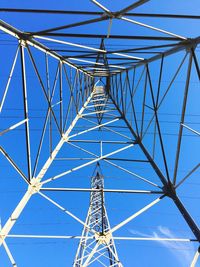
(0, 1, 200, 266)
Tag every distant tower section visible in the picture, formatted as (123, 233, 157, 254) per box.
(93, 83, 108, 125)
(73, 164, 122, 267)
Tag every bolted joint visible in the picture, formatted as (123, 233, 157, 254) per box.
(28, 178, 42, 194)
(185, 39, 197, 52)
(19, 39, 27, 48)
(162, 182, 177, 198)
(95, 232, 112, 245)
(101, 11, 115, 19)
(112, 12, 122, 19)
(134, 136, 141, 145)
(18, 32, 31, 46)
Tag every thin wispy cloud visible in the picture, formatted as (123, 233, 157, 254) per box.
(129, 226, 196, 266)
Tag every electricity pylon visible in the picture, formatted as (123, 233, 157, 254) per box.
(0, 2, 200, 266)
(74, 164, 122, 267)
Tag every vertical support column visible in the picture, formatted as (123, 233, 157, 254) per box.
(59, 60, 63, 133)
(20, 44, 32, 181)
(173, 51, 193, 185)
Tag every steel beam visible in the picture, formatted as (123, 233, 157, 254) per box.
(1, 9, 200, 20)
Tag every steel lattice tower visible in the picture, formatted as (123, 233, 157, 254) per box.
(74, 164, 122, 267)
(0, 1, 200, 267)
